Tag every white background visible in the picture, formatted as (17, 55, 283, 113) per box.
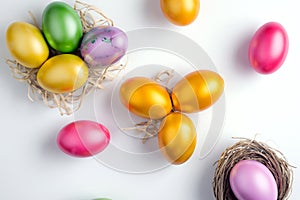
(0, 0, 299, 199)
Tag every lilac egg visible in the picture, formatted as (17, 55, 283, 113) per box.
(230, 160, 278, 200)
(80, 26, 128, 67)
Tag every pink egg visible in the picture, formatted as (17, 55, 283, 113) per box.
(57, 120, 110, 157)
(230, 160, 278, 200)
(248, 22, 288, 74)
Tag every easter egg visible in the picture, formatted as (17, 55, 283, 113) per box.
(230, 160, 278, 200)
(57, 120, 110, 157)
(37, 54, 88, 93)
(249, 22, 289, 74)
(119, 77, 172, 119)
(158, 112, 196, 164)
(171, 70, 224, 113)
(6, 22, 49, 68)
(160, 0, 200, 26)
(80, 26, 128, 67)
(42, 1, 83, 53)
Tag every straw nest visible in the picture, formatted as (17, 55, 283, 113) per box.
(213, 138, 294, 200)
(6, 1, 126, 116)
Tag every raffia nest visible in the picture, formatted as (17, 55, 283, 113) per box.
(213, 138, 294, 200)
(6, 1, 126, 116)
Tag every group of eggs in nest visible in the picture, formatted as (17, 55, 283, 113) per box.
(6, 1, 128, 94)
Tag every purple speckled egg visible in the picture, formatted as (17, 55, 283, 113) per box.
(229, 160, 278, 200)
(80, 26, 128, 67)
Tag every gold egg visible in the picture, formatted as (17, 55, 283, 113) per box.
(158, 112, 197, 164)
(37, 54, 88, 93)
(160, 0, 200, 26)
(171, 70, 224, 113)
(6, 22, 49, 68)
(119, 77, 173, 119)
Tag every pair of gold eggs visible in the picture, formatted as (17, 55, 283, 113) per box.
(119, 70, 224, 164)
(6, 22, 88, 94)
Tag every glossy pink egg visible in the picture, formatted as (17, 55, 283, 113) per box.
(57, 120, 110, 157)
(248, 22, 288, 74)
(230, 160, 278, 200)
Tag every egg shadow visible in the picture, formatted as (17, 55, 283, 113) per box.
(40, 127, 68, 162)
(143, 0, 170, 26)
(194, 162, 216, 200)
(234, 30, 257, 76)
(192, 137, 237, 199)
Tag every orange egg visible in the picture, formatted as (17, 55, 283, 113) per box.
(160, 0, 200, 26)
(158, 112, 196, 164)
(171, 70, 224, 113)
(119, 77, 173, 119)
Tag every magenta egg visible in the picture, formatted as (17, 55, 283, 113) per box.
(80, 26, 128, 67)
(230, 160, 278, 200)
(248, 22, 288, 74)
(57, 120, 110, 157)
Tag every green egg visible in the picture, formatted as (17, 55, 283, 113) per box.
(42, 1, 83, 53)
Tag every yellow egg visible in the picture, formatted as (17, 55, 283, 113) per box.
(6, 22, 49, 68)
(158, 112, 196, 164)
(171, 70, 224, 113)
(119, 77, 173, 119)
(37, 54, 88, 93)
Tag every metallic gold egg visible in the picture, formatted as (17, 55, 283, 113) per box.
(158, 112, 196, 164)
(171, 70, 224, 113)
(6, 22, 49, 68)
(119, 77, 172, 119)
(160, 0, 200, 26)
(37, 54, 88, 93)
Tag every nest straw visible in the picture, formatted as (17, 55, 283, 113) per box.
(213, 138, 294, 200)
(74, 0, 114, 31)
(121, 69, 175, 143)
(6, 1, 126, 115)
